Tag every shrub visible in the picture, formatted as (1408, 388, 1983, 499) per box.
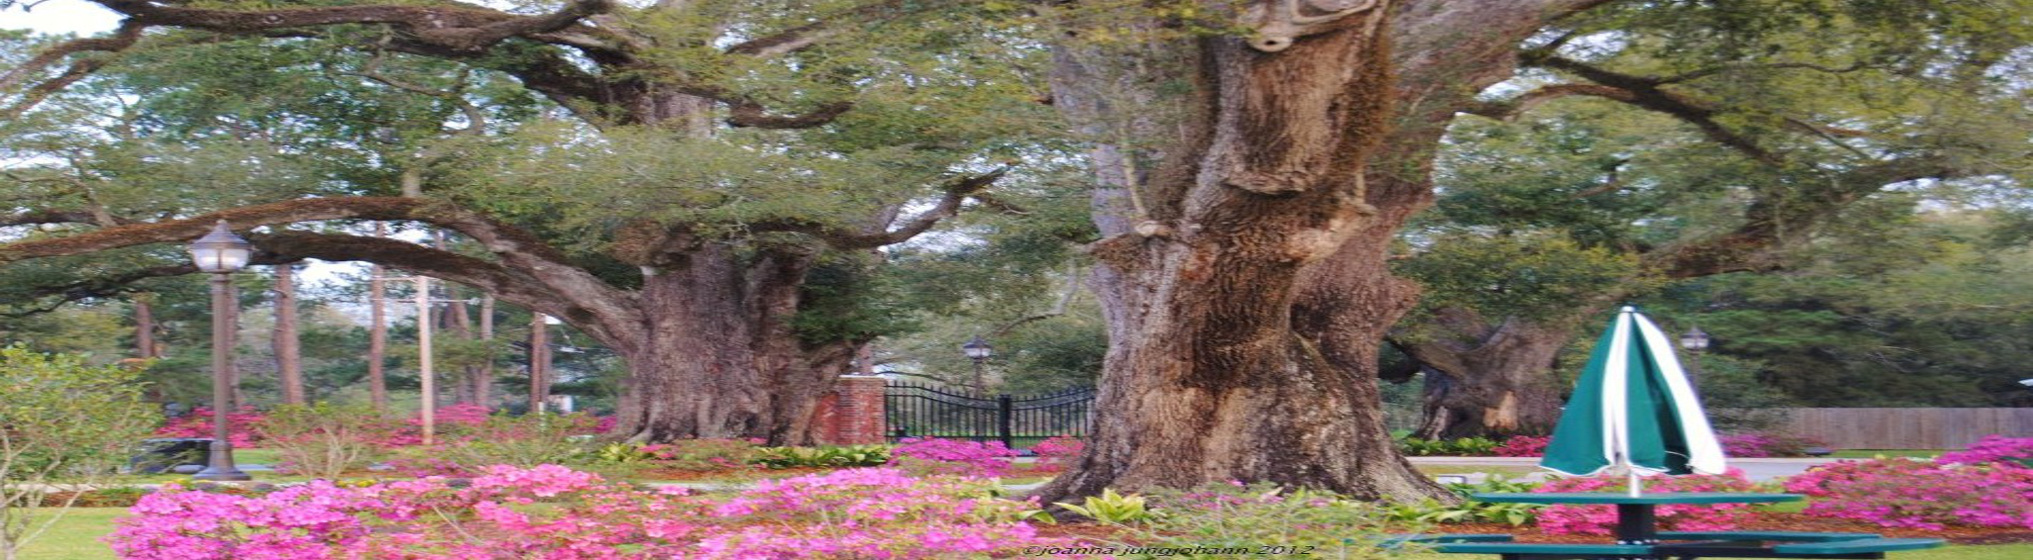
(108, 466, 1081, 559)
(1493, 435, 1549, 457)
(1386, 476, 1543, 526)
(1136, 482, 1402, 559)
(1937, 434, 2033, 468)
(1030, 436, 1084, 472)
(373, 403, 499, 447)
(1784, 456, 2033, 529)
(254, 402, 401, 480)
(153, 406, 263, 448)
(1398, 436, 1500, 456)
(1532, 469, 1763, 535)
(435, 412, 603, 469)
(752, 444, 889, 469)
(1719, 432, 1827, 458)
(0, 347, 158, 559)
(887, 437, 1016, 477)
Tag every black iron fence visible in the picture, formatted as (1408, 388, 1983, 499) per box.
(884, 382, 1094, 451)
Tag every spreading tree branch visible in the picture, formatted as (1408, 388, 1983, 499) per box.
(1526, 53, 1786, 165)
(828, 167, 1011, 248)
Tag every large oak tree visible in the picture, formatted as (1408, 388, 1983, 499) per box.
(1, 0, 1051, 444)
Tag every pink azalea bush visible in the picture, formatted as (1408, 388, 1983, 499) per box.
(1493, 435, 1550, 457)
(1030, 436, 1084, 472)
(373, 403, 500, 447)
(108, 465, 1082, 559)
(1937, 434, 2033, 467)
(1717, 432, 1826, 458)
(1532, 469, 1762, 535)
(887, 437, 1017, 477)
(1783, 456, 2033, 530)
(154, 406, 264, 447)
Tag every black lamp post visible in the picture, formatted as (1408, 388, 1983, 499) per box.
(189, 220, 253, 481)
(1679, 325, 1711, 387)
(961, 335, 992, 391)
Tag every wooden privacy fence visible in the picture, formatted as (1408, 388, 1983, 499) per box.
(1733, 408, 2033, 449)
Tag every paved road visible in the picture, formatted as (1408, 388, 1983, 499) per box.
(1408, 456, 1849, 482)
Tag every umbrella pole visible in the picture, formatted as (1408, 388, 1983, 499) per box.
(1628, 466, 1642, 497)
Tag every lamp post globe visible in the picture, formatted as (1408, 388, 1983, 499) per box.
(190, 220, 252, 481)
(189, 220, 254, 273)
(1679, 326, 1710, 352)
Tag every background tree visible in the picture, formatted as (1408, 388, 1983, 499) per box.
(0, 347, 156, 560)
(0, 0, 1059, 444)
(1376, 0, 2030, 438)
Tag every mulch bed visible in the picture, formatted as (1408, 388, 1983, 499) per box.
(1436, 512, 2033, 545)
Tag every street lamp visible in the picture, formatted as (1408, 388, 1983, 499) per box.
(1679, 325, 1711, 388)
(1679, 326, 1711, 352)
(961, 335, 992, 391)
(188, 220, 253, 481)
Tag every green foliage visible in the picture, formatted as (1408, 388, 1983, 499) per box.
(792, 251, 918, 345)
(751, 445, 891, 469)
(593, 442, 659, 465)
(254, 402, 397, 481)
(1052, 488, 1154, 525)
(1136, 483, 1403, 560)
(0, 347, 157, 558)
(434, 413, 603, 469)
(1397, 437, 1500, 457)
(1385, 477, 1543, 527)
(1396, 232, 1649, 325)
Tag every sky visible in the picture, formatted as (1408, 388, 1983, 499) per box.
(4, 1, 121, 34)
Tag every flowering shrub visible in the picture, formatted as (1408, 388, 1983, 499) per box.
(1030, 436, 1084, 472)
(1532, 469, 1762, 535)
(1493, 435, 1550, 457)
(888, 437, 1017, 478)
(154, 406, 264, 448)
(1937, 434, 2033, 467)
(374, 403, 499, 447)
(255, 402, 403, 479)
(1718, 432, 1827, 458)
(1784, 456, 2033, 529)
(108, 466, 1083, 559)
(1139, 482, 1402, 559)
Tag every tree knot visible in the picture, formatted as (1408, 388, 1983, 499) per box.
(1244, 0, 1387, 53)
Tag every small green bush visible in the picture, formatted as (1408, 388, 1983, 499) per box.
(1131, 483, 1405, 559)
(1385, 476, 1544, 526)
(0, 347, 157, 559)
(752, 445, 890, 469)
(1397, 436, 1501, 456)
(436, 413, 603, 468)
(256, 402, 399, 480)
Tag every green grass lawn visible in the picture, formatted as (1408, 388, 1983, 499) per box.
(7, 507, 123, 560)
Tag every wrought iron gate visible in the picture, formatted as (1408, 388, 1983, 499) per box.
(884, 382, 1094, 451)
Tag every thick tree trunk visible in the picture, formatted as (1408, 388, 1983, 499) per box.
(1038, 5, 1446, 502)
(273, 264, 305, 404)
(607, 244, 851, 445)
(1397, 309, 1575, 438)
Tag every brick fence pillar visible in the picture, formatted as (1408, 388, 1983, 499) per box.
(812, 375, 887, 445)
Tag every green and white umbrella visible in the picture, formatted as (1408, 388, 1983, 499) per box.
(1541, 307, 1726, 496)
